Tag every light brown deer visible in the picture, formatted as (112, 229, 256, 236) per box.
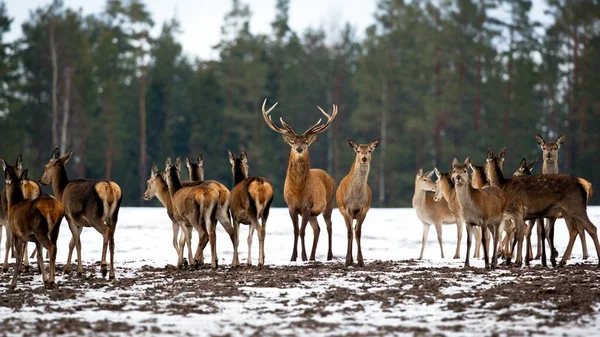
(466, 161, 492, 259)
(415, 168, 459, 260)
(5, 166, 64, 290)
(337, 139, 379, 266)
(511, 157, 538, 262)
(484, 148, 600, 267)
(536, 134, 589, 262)
(261, 99, 336, 262)
(40, 147, 122, 279)
(163, 157, 220, 269)
(228, 150, 274, 267)
(1, 155, 41, 271)
(184, 154, 239, 267)
(143, 163, 189, 267)
(452, 158, 507, 268)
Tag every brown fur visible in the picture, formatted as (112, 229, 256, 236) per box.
(228, 150, 274, 267)
(484, 148, 600, 267)
(261, 99, 337, 262)
(39, 147, 122, 279)
(4, 167, 64, 290)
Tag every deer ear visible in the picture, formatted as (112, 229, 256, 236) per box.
(282, 134, 294, 145)
(185, 156, 192, 168)
(0, 157, 6, 171)
(348, 139, 358, 150)
(151, 163, 158, 177)
(50, 147, 60, 162)
(464, 157, 471, 165)
(228, 150, 235, 165)
(306, 133, 317, 145)
(557, 134, 565, 148)
(370, 139, 380, 150)
(197, 153, 203, 167)
(468, 163, 475, 172)
(452, 158, 459, 167)
(5, 169, 11, 185)
(240, 150, 248, 164)
(425, 170, 435, 178)
(434, 167, 441, 179)
(486, 148, 494, 162)
(499, 148, 506, 162)
(417, 167, 423, 178)
(528, 157, 538, 171)
(519, 158, 527, 168)
(175, 157, 182, 171)
(16, 155, 23, 171)
(21, 169, 28, 181)
(536, 134, 545, 146)
(165, 157, 172, 168)
(61, 150, 74, 164)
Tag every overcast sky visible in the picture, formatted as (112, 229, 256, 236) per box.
(5, 0, 550, 61)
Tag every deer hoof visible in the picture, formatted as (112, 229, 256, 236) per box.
(44, 280, 55, 289)
(453, 255, 460, 260)
(327, 253, 333, 261)
(345, 258, 353, 267)
(109, 274, 115, 281)
(583, 255, 589, 260)
(357, 260, 365, 267)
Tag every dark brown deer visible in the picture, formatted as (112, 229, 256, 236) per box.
(228, 150, 274, 267)
(5, 167, 64, 290)
(512, 157, 538, 261)
(337, 139, 379, 266)
(261, 99, 336, 262)
(40, 147, 122, 279)
(414, 168, 459, 260)
(484, 148, 600, 267)
(163, 157, 220, 269)
(536, 134, 589, 261)
(184, 154, 239, 267)
(143, 163, 189, 267)
(1, 155, 41, 271)
(452, 158, 507, 268)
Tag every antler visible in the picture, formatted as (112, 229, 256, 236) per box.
(303, 104, 338, 136)
(261, 98, 295, 135)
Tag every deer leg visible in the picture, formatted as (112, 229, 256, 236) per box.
(298, 212, 310, 261)
(216, 206, 238, 267)
(576, 221, 589, 260)
(207, 214, 218, 270)
(247, 222, 256, 267)
(454, 218, 462, 259)
(10, 238, 25, 290)
(289, 209, 299, 262)
(434, 221, 444, 259)
(171, 221, 181, 261)
(22, 244, 30, 270)
(355, 212, 367, 267)
(100, 228, 109, 278)
(35, 241, 47, 285)
(343, 211, 354, 266)
(548, 218, 557, 267)
(323, 208, 334, 261)
(562, 213, 600, 267)
(558, 215, 579, 267)
(308, 217, 321, 261)
(491, 223, 500, 268)
(2, 226, 11, 272)
(419, 223, 430, 260)
(525, 220, 534, 262)
(540, 217, 547, 267)
(481, 226, 490, 269)
(473, 226, 481, 259)
(464, 225, 472, 268)
(258, 215, 267, 268)
(48, 242, 57, 289)
(513, 215, 526, 267)
(177, 225, 190, 268)
(534, 218, 543, 260)
(108, 229, 115, 280)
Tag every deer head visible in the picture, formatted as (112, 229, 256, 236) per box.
(185, 153, 204, 181)
(513, 157, 538, 177)
(348, 139, 380, 165)
(1, 155, 23, 176)
(143, 163, 161, 200)
(536, 134, 564, 164)
(451, 157, 471, 187)
(261, 98, 338, 158)
(40, 147, 73, 186)
(228, 150, 249, 180)
(415, 167, 436, 193)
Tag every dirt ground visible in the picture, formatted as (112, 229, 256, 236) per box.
(1, 260, 599, 336)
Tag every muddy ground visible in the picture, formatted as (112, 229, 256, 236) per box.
(0, 260, 599, 336)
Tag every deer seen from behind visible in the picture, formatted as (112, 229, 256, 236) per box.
(336, 139, 379, 266)
(40, 147, 122, 279)
(5, 166, 64, 290)
(414, 168, 459, 260)
(261, 99, 337, 262)
(1, 155, 41, 271)
(228, 150, 274, 268)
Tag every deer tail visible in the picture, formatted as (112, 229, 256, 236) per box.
(577, 178, 593, 204)
(247, 178, 274, 219)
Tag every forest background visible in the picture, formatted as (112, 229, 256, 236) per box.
(1, 0, 599, 207)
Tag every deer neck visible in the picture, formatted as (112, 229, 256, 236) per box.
(471, 168, 488, 189)
(6, 181, 25, 210)
(486, 162, 508, 187)
(286, 150, 311, 191)
(233, 169, 247, 187)
(542, 160, 559, 174)
(52, 162, 70, 201)
(189, 168, 204, 182)
(166, 171, 183, 197)
(442, 177, 455, 201)
(412, 183, 427, 207)
(155, 176, 174, 210)
(454, 181, 477, 212)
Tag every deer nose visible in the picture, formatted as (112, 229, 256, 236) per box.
(361, 157, 368, 163)
(296, 147, 304, 153)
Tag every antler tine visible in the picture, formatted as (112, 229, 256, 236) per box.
(305, 104, 338, 135)
(279, 117, 298, 134)
(261, 98, 290, 135)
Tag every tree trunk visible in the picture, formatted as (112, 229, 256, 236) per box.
(379, 78, 387, 205)
(50, 18, 59, 148)
(139, 67, 148, 206)
(60, 65, 72, 155)
(104, 94, 114, 179)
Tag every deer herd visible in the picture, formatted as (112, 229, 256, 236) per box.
(0, 100, 598, 291)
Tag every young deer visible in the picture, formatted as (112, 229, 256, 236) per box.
(512, 157, 538, 261)
(337, 139, 379, 266)
(536, 134, 589, 261)
(40, 148, 122, 279)
(164, 157, 220, 269)
(261, 99, 337, 262)
(143, 163, 188, 267)
(414, 168, 459, 260)
(485, 148, 600, 267)
(1, 155, 41, 271)
(184, 154, 239, 267)
(5, 167, 64, 290)
(228, 150, 274, 267)
(466, 161, 491, 259)
(452, 158, 507, 268)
